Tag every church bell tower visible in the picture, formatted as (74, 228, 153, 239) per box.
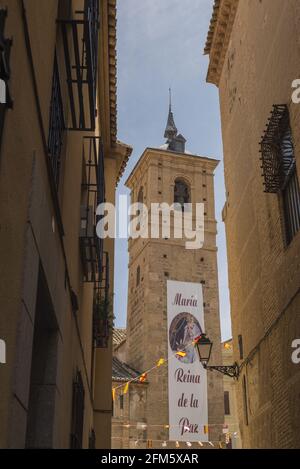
(125, 96, 224, 447)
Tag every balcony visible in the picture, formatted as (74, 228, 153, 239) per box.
(93, 251, 110, 348)
(58, 0, 100, 131)
(259, 104, 293, 194)
(80, 136, 105, 282)
(260, 104, 300, 243)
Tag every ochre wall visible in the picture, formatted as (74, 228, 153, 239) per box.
(215, 0, 300, 448)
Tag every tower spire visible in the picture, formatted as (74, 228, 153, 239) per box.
(164, 88, 178, 141)
(163, 90, 186, 153)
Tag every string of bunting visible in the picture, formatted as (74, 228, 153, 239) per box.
(111, 421, 238, 429)
(111, 436, 224, 448)
(112, 422, 209, 432)
(112, 335, 202, 399)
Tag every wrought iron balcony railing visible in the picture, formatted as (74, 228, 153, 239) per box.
(260, 104, 300, 243)
(58, 0, 100, 131)
(48, 55, 65, 187)
(259, 104, 294, 194)
(93, 251, 110, 348)
(80, 136, 105, 282)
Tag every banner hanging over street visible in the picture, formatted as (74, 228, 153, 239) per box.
(167, 280, 208, 442)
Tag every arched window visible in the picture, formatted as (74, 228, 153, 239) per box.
(174, 179, 190, 210)
(136, 266, 141, 287)
(136, 187, 144, 231)
(137, 187, 144, 204)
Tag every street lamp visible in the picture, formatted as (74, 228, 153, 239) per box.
(194, 334, 239, 379)
(194, 333, 212, 365)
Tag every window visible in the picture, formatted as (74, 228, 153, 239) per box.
(0, 339, 5, 364)
(70, 370, 85, 449)
(120, 394, 124, 410)
(25, 265, 59, 448)
(282, 160, 300, 244)
(242, 375, 249, 426)
(224, 391, 230, 415)
(80, 137, 104, 284)
(174, 179, 190, 211)
(0, 9, 13, 154)
(260, 105, 300, 244)
(136, 187, 144, 231)
(280, 122, 300, 244)
(238, 334, 243, 360)
(48, 54, 65, 187)
(136, 266, 141, 287)
(138, 187, 144, 204)
(88, 429, 96, 449)
(58, 0, 72, 18)
(58, 0, 100, 131)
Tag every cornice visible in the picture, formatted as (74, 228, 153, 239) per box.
(126, 148, 219, 188)
(99, 1, 133, 186)
(204, 0, 239, 86)
(107, 0, 117, 145)
(113, 141, 133, 185)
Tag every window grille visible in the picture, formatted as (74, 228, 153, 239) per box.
(48, 55, 65, 187)
(260, 105, 300, 243)
(80, 136, 105, 282)
(93, 251, 110, 348)
(58, 0, 100, 131)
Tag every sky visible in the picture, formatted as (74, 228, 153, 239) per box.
(114, 0, 232, 341)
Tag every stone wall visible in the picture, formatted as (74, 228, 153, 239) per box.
(206, 0, 300, 448)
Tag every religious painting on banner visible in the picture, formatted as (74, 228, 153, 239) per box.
(167, 280, 208, 442)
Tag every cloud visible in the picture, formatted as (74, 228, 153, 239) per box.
(117, 0, 214, 78)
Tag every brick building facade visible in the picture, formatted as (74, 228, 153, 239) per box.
(205, 0, 300, 448)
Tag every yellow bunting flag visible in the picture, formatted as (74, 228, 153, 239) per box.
(176, 351, 186, 358)
(204, 425, 209, 434)
(139, 373, 147, 383)
(123, 382, 129, 394)
(112, 388, 116, 401)
(157, 358, 165, 367)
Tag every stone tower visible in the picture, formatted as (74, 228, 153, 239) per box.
(125, 100, 224, 447)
